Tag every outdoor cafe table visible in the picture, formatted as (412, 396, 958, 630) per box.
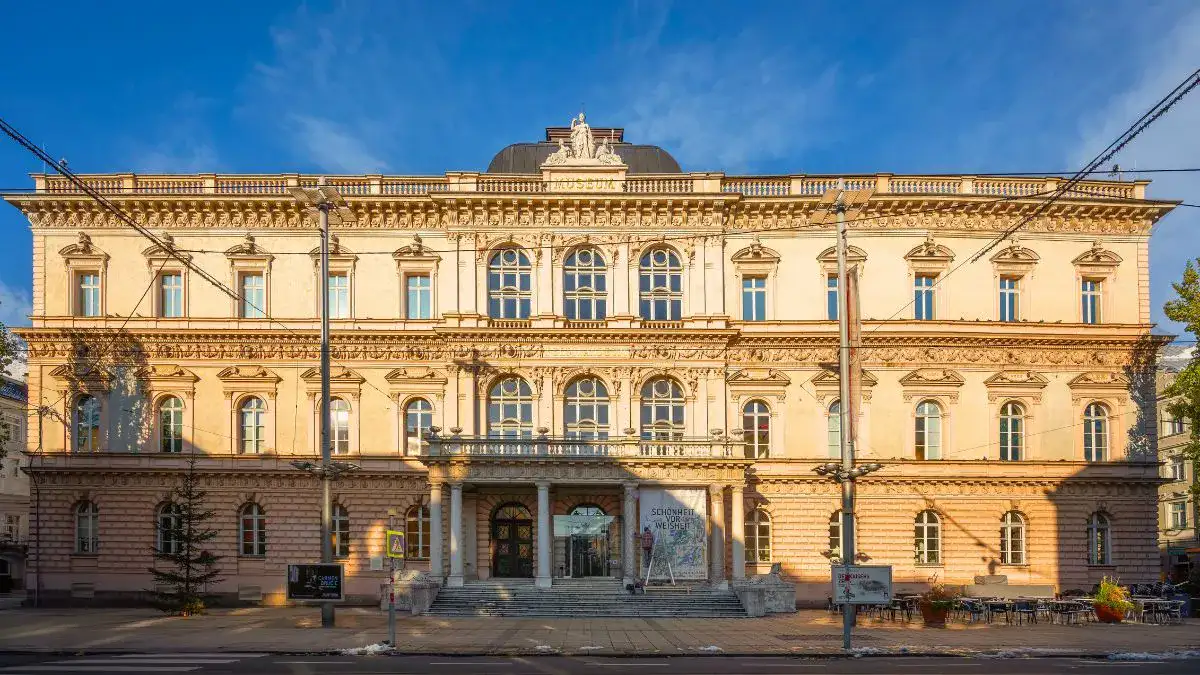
(984, 599, 1014, 622)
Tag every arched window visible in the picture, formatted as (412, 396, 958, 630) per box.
(915, 400, 942, 460)
(564, 247, 607, 321)
(157, 503, 183, 554)
(915, 510, 941, 565)
(638, 247, 682, 321)
(75, 501, 99, 553)
(487, 248, 532, 319)
(564, 377, 610, 440)
(570, 504, 605, 517)
(742, 400, 770, 458)
(1000, 511, 1026, 565)
(239, 397, 266, 455)
(404, 398, 433, 455)
(745, 508, 771, 563)
(827, 400, 842, 458)
(239, 503, 266, 556)
(640, 377, 685, 440)
(488, 376, 534, 438)
(75, 394, 101, 452)
(329, 398, 350, 455)
(158, 396, 184, 453)
(333, 504, 350, 558)
(406, 505, 431, 560)
(999, 402, 1024, 461)
(1083, 403, 1109, 462)
(1088, 512, 1111, 565)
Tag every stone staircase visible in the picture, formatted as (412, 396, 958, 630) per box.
(424, 578, 747, 618)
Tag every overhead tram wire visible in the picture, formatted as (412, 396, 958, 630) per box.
(859, 66, 1200, 334)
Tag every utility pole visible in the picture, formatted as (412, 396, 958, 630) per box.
(288, 182, 356, 628)
(834, 190, 855, 650)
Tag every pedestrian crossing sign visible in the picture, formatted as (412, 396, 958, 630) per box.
(386, 529, 406, 559)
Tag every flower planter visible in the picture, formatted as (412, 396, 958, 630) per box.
(920, 602, 950, 627)
(1094, 603, 1125, 623)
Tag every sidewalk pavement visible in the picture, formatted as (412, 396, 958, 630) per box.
(0, 607, 1196, 658)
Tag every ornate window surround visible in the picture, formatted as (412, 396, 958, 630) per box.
(984, 371, 1047, 461)
(49, 363, 110, 453)
(631, 241, 690, 323)
(136, 365, 198, 454)
(385, 367, 448, 454)
(903, 236, 954, 320)
(1072, 242, 1122, 324)
(301, 367, 364, 455)
(309, 236, 358, 319)
(990, 241, 1040, 321)
(727, 368, 789, 457)
(142, 235, 192, 319)
(218, 365, 281, 455)
(1068, 371, 1129, 461)
(899, 369, 963, 461)
(810, 367, 875, 459)
(393, 235, 441, 321)
(225, 234, 274, 319)
(732, 241, 781, 322)
(60, 232, 109, 317)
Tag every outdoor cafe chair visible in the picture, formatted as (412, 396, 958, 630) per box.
(1012, 599, 1039, 624)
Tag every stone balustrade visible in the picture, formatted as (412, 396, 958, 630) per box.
(30, 172, 1148, 200)
(425, 434, 736, 459)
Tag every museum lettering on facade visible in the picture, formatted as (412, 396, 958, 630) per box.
(4, 115, 1176, 605)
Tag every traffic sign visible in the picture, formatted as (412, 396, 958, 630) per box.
(386, 529, 406, 559)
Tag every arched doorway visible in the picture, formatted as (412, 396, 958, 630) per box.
(567, 504, 610, 578)
(491, 503, 533, 578)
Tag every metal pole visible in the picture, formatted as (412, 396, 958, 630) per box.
(318, 202, 335, 628)
(33, 406, 43, 608)
(835, 192, 856, 650)
(387, 513, 396, 646)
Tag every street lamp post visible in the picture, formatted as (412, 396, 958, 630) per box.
(814, 460, 883, 649)
(288, 182, 355, 628)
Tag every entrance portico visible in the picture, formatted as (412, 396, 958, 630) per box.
(423, 434, 752, 588)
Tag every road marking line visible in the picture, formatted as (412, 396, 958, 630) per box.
(113, 653, 267, 658)
(427, 662, 514, 666)
(68, 659, 239, 664)
(0, 667, 199, 673)
(585, 663, 670, 667)
(275, 661, 356, 665)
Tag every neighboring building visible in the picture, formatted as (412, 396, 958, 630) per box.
(2, 116, 1178, 606)
(0, 375, 29, 593)
(1157, 345, 1196, 581)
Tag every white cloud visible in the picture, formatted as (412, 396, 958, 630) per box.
(287, 114, 389, 174)
(1072, 7, 1200, 337)
(615, 36, 837, 171)
(127, 92, 221, 173)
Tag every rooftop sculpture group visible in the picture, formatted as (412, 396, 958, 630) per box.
(543, 112, 625, 167)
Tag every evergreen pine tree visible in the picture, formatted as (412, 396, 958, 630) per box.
(148, 450, 223, 615)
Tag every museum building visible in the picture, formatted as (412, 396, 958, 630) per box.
(4, 115, 1176, 605)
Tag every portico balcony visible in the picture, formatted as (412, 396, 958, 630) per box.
(423, 433, 741, 459)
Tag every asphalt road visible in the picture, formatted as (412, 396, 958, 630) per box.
(0, 654, 1196, 675)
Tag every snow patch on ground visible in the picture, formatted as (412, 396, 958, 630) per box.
(848, 647, 888, 657)
(534, 645, 557, 653)
(1108, 651, 1200, 661)
(986, 648, 1086, 659)
(576, 646, 605, 651)
(696, 645, 724, 652)
(340, 643, 393, 656)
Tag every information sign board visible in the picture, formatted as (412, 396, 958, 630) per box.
(831, 565, 892, 605)
(286, 563, 344, 601)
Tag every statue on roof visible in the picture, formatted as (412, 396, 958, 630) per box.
(542, 113, 626, 168)
(569, 112, 595, 160)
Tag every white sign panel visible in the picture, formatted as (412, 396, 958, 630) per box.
(638, 488, 707, 580)
(831, 565, 893, 605)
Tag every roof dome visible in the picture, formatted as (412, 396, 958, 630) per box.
(486, 126, 682, 175)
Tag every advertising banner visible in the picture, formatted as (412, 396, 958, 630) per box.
(638, 488, 707, 580)
(286, 563, 344, 601)
(831, 565, 892, 605)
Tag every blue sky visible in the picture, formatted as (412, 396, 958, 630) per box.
(1, 0, 1197, 338)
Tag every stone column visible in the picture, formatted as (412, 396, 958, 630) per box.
(622, 482, 638, 585)
(429, 482, 444, 581)
(448, 482, 464, 587)
(709, 484, 727, 589)
(536, 481, 552, 588)
(730, 483, 746, 581)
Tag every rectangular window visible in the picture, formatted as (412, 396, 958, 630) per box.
(1165, 416, 1185, 435)
(240, 273, 265, 318)
(328, 273, 350, 319)
(826, 275, 838, 320)
(999, 276, 1020, 322)
(1081, 279, 1101, 324)
(160, 273, 183, 318)
(1170, 501, 1188, 529)
(4, 514, 17, 541)
(742, 276, 766, 321)
(77, 272, 101, 317)
(914, 275, 936, 320)
(1169, 455, 1186, 481)
(406, 274, 432, 320)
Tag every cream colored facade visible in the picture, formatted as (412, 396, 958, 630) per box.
(3, 130, 1178, 605)
(0, 375, 29, 591)
(1156, 361, 1197, 580)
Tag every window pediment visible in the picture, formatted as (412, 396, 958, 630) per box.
(984, 370, 1048, 403)
(217, 366, 281, 398)
(49, 363, 110, 391)
(727, 368, 791, 386)
(385, 367, 448, 385)
(990, 243, 1039, 275)
(900, 368, 964, 402)
(393, 235, 441, 263)
(809, 367, 876, 403)
(733, 242, 782, 264)
(817, 245, 867, 264)
(301, 366, 365, 397)
(1073, 242, 1122, 278)
(904, 236, 954, 263)
(308, 235, 359, 266)
(1067, 371, 1128, 389)
(225, 234, 273, 263)
(142, 235, 192, 265)
(59, 232, 108, 261)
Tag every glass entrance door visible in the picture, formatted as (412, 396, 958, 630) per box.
(491, 503, 533, 578)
